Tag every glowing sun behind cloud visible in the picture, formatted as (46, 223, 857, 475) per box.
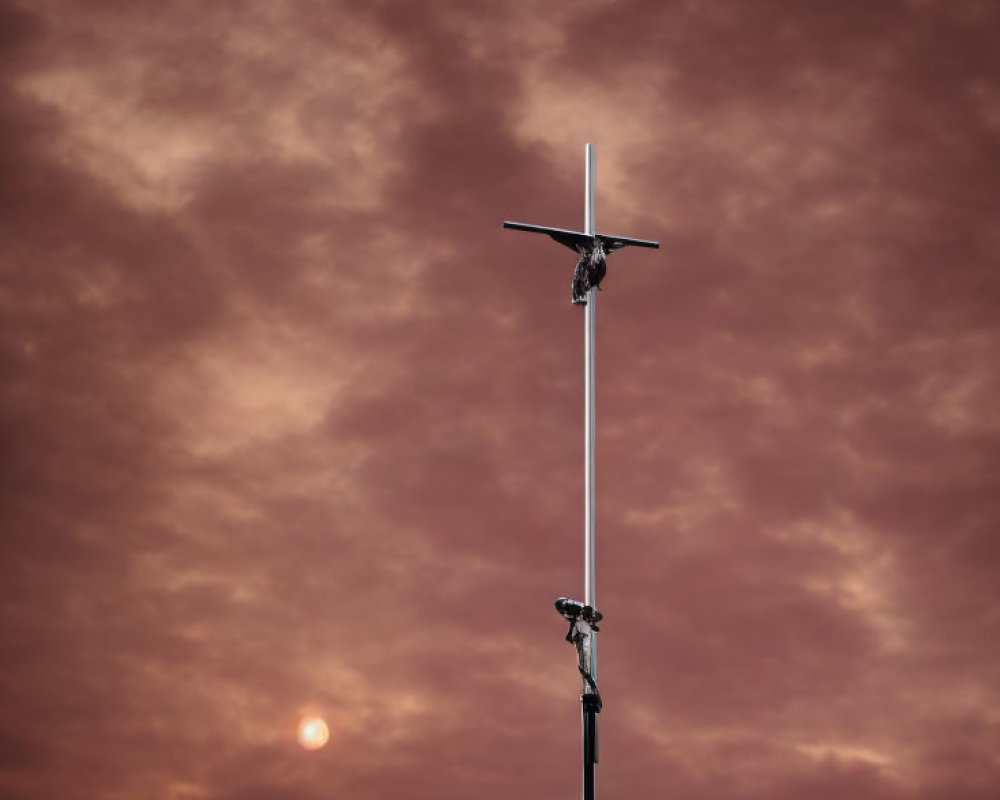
(297, 716, 330, 750)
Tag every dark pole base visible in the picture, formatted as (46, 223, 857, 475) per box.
(582, 693, 601, 800)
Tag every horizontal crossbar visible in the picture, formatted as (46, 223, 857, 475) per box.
(503, 221, 659, 252)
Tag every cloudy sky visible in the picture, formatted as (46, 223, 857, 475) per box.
(2, 1, 998, 798)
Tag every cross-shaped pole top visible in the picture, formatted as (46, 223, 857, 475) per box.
(504, 143, 658, 305)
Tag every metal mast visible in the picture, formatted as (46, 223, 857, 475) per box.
(503, 144, 659, 800)
(584, 143, 597, 617)
(582, 142, 599, 800)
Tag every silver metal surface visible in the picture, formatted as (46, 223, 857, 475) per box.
(585, 144, 596, 238)
(584, 144, 597, 683)
(585, 295, 596, 610)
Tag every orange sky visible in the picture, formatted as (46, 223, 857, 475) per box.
(2, 1, 998, 798)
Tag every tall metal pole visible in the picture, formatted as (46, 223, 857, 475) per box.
(501, 144, 659, 800)
(582, 142, 598, 800)
(584, 143, 597, 666)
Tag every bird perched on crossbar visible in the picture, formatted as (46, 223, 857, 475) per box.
(571, 239, 607, 305)
(502, 219, 658, 306)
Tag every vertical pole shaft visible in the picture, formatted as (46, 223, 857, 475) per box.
(584, 142, 596, 636)
(583, 142, 598, 800)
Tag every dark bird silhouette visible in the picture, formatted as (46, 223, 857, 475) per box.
(571, 240, 607, 305)
(502, 221, 659, 306)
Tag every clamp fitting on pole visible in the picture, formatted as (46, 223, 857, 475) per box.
(555, 597, 603, 708)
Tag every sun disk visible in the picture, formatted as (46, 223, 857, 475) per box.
(297, 716, 329, 750)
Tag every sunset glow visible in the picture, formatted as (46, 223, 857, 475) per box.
(297, 717, 330, 750)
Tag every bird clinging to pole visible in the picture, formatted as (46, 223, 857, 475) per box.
(571, 238, 608, 305)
